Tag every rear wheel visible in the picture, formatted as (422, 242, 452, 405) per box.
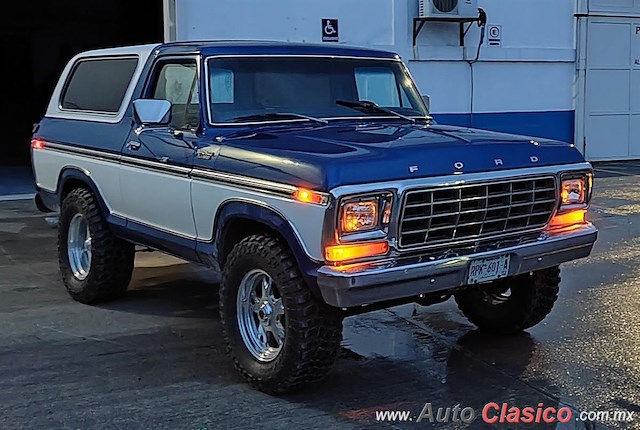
(220, 234, 343, 395)
(454, 267, 561, 334)
(58, 188, 135, 304)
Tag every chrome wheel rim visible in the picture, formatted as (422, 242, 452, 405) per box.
(67, 214, 92, 281)
(236, 269, 285, 362)
(484, 288, 512, 305)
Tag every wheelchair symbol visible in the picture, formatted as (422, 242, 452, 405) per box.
(324, 20, 336, 36)
(322, 19, 339, 41)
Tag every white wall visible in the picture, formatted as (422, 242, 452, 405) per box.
(172, 0, 577, 117)
(407, 0, 577, 115)
(174, 0, 396, 46)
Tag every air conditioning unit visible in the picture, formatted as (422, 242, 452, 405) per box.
(419, 0, 479, 19)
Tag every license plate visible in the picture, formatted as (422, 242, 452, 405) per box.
(467, 255, 510, 284)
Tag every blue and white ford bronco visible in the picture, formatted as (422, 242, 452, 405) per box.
(32, 41, 597, 394)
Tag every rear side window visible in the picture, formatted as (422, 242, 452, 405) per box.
(61, 57, 138, 113)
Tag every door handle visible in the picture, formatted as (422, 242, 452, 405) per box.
(157, 156, 169, 163)
(126, 141, 141, 151)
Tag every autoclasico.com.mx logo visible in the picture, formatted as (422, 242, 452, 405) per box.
(375, 402, 635, 425)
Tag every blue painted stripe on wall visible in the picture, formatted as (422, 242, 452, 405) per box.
(433, 111, 575, 144)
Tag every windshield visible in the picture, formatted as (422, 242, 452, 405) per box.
(206, 57, 428, 124)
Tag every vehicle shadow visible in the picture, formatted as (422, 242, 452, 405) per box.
(99, 257, 220, 319)
(95, 259, 588, 429)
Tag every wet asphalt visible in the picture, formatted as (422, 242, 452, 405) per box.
(0, 163, 638, 430)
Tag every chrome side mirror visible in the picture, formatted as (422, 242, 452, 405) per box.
(132, 99, 171, 126)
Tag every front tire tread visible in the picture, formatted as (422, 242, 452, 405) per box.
(220, 234, 342, 395)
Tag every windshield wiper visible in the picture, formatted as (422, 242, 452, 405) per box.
(231, 112, 328, 125)
(336, 99, 416, 123)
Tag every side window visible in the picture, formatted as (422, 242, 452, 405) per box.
(355, 67, 401, 108)
(61, 57, 138, 113)
(151, 62, 200, 130)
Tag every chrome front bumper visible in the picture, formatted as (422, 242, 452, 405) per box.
(317, 224, 598, 308)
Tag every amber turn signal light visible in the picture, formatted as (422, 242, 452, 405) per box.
(325, 241, 389, 263)
(548, 209, 586, 228)
(293, 188, 326, 205)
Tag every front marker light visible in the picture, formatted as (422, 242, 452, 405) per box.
(293, 188, 327, 205)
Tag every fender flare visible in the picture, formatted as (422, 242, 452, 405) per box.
(197, 199, 323, 296)
(56, 167, 126, 228)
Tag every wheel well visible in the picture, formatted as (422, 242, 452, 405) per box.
(60, 178, 90, 201)
(220, 218, 284, 267)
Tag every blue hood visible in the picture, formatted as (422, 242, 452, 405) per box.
(205, 122, 585, 191)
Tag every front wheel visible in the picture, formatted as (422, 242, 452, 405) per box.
(454, 267, 561, 334)
(220, 234, 343, 395)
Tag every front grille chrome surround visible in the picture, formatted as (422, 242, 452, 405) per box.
(398, 176, 558, 249)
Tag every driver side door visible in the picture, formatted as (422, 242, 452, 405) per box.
(119, 57, 200, 252)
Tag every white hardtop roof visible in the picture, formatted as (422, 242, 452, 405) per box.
(45, 43, 162, 124)
(74, 43, 162, 59)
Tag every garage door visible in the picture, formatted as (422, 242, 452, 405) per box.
(584, 18, 640, 160)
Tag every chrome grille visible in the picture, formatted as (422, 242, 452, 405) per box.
(399, 176, 557, 249)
